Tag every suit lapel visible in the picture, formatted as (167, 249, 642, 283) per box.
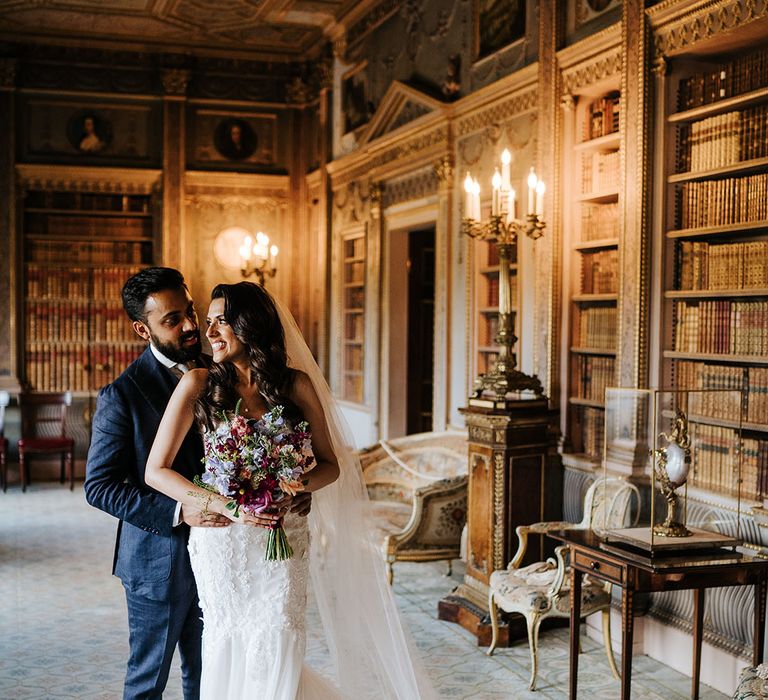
(129, 348, 176, 420)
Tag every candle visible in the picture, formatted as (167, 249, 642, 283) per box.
(506, 188, 516, 224)
(501, 149, 511, 191)
(527, 167, 537, 215)
(472, 179, 481, 221)
(535, 180, 546, 218)
(270, 244, 279, 267)
(464, 172, 474, 219)
(491, 169, 501, 216)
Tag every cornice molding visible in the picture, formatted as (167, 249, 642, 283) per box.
(15, 164, 162, 193)
(558, 24, 622, 94)
(184, 170, 290, 194)
(648, 0, 768, 59)
(557, 22, 621, 72)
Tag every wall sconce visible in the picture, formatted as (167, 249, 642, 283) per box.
(462, 149, 546, 401)
(239, 231, 278, 286)
(213, 226, 279, 287)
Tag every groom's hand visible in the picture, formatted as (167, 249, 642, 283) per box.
(180, 504, 231, 528)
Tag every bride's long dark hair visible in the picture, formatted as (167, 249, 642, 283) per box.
(194, 282, 302, 431)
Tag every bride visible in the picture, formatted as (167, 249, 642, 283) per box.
(145, 282, 435, 700)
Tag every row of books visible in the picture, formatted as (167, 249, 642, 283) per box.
(25, 343, 144, 392)
(686, 422, 746, 496)
(675, 360, 768, 426)
(576, 306, 617, 350)
(344, 313, 364, 343)
(481, 315, 499, 346)
(344, 286, 364, 310)
(25, 190, 151, 214)
(343, 236, 365, 261)
(574, 356, 615, 402)
(26, 214, 151, 238)
(676, 173, 768, 230)
(673, 300, 768, 355)
(581, 202, 619, 241)
(344, 345, 363, 373)
(25, 301, 138, 343)
(581, 150, 620, 195)
(579, 406, 604, 461)
(677, 106, 768, 173)
(581, 248, 618, 294)
(677, 46, 768, 110)
(343, 374, 364, 404)
(26, 266, 143, 300)
(676, 240, 768, 290)
(584, 92, 620, 141)
(27, 240, 151, 265)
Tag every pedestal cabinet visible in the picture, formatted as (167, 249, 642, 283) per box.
(438, 396, 562, 646)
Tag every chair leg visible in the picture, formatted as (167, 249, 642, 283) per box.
(0, 450, 5, 493)
(59, 454, 65, 484)
(386, 561, 394, 585)
(19, 450, 27, 492)
(66, 449, 74, 491)
(487, 589, 500, 657)
(526, 613, 542, 691)
(602, 609, 620, 680)
(446, 559, 453, 577)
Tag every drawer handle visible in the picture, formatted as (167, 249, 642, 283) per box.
(590, 560, 601, 571)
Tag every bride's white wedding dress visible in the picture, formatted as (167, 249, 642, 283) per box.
(189, 411, 342, 700)
(189, 508, 343, 700)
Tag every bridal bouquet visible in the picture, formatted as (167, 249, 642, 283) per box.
(195, 401, 314, 561)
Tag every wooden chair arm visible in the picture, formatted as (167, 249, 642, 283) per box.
(509, 521, 581, 570)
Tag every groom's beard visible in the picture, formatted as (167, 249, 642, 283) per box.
(150, 330, 203, 364)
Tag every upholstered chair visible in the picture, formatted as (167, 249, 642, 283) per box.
(487, 477, 640, 691)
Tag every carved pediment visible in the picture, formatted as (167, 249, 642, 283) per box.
(358, 81, 444, 146)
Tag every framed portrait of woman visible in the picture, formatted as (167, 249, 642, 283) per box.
(475, 0, 526, 62)
(67, 110, 113, 154)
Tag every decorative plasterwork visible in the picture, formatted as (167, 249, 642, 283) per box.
(561, 49, 622, 94)
(358, 81, 446, 147)
(161, 69, 190, 97)
(456, 88, 536, 136)
(15, 163, 162, 193)
(381, 168, 438, 209)
(648, 0, 768, 59)
(184, 171, 289, 209)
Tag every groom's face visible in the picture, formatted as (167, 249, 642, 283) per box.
(132, 286, 202, 363)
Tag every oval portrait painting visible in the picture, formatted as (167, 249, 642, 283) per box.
(67, 111, 112, 154)
(214, 118, 257, 160)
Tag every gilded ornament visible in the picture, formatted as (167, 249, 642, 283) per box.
(161, 69, 190, 96)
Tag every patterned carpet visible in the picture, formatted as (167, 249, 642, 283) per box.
(0, 485, 727, 699)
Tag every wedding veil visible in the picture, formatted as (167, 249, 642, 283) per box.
(273, 295, 437, 700)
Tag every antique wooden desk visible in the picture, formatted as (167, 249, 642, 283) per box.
(553, 529, 768, 700)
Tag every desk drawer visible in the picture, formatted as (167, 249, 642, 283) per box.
(573, 550, 624, 585)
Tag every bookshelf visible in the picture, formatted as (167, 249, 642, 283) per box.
(474, 240, 517, 380)
(661, 46, 768, 502)
(22, 189, 156, 394)
(341, 232, 365, 403)
(566, 86, 621, 462)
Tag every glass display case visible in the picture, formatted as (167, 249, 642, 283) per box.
(601, 387, 744, 553)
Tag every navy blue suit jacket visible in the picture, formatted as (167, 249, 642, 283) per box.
(85, 347, 205, 601)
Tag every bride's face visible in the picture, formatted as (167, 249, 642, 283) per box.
(206, 297, 247, 364)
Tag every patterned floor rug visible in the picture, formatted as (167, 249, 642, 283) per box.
(0, 485, 726, 699)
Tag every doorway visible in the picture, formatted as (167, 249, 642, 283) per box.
(406, 227, 435, 434)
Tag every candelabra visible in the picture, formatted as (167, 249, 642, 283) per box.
(239, 231, 278, 287)
(463, 155, 546, 401)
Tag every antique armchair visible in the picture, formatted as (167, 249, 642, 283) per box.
(358, 430, 468, 584)
(18, 391, 75, 492)
(0, 391, 8, 492)
(487, 476, 640, 691)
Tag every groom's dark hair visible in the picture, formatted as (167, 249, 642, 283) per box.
(121, 267, 188, 322)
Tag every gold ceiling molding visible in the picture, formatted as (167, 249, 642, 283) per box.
(0, 0, 383, 60)
(561, 49, 622, 94)
(15, 163, 161, 193)
(184, 194, 286, 211)
(648, 0, 768, 58)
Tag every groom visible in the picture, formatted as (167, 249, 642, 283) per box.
(85, 267, 310, 699)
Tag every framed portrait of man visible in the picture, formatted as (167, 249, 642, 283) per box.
(66, 111, 113, 154)
(341, 62, 370, 134)
(475, 0, 526, 61)
(214, 118, 257, 160)
(575, 0, 621, 29)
